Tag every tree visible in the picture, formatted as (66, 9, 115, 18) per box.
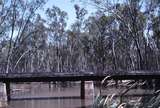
(46, 5, 68, 72)
(0, 0, 46, 73)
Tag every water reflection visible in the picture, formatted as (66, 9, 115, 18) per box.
(8, 99, 92, 108)
(6, 82, 95, 108)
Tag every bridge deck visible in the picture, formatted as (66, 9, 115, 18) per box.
(0, 71, 160, 82)
(1, 70, 160, 101)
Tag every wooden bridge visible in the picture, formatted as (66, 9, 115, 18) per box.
(1, 70, 160, 101)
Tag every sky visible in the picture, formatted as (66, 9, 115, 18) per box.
(7, 0, 97, 39)
(39, 0, 97, 29)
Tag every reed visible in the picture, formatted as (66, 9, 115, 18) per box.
(93, 77, 160, 108)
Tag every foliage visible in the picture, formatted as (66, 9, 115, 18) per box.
(0, 0, 160, 73)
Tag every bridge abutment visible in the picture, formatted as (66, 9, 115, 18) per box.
(5, 82, 10, 101)
(80, 81, 85, 99)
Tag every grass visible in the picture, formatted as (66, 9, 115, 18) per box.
(93, 76, 160, 108)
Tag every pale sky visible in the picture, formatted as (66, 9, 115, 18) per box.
(38, 0, 97, 29)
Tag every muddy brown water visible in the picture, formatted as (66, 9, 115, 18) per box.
(0, 82, 153, 108)
(5, 82, 97, 108)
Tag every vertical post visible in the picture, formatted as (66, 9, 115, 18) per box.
(81, 81, 85, 99)
(5, 82, 10, 101)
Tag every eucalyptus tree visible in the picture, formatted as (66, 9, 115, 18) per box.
(82, 0, 160, 71)
(67, 4, 87, 72)
(84, 13, 120, 73)
(26, 14, 48, 72)
(0, 0, 47, 73)
(46, 5, 68, 72)
(0, 0, 10, 40)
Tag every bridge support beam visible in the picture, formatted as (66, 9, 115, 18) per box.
(80, 81, 85, 99)
(5, 82, 11, 101)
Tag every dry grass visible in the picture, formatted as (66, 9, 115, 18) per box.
(93, 77, 160, 108)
